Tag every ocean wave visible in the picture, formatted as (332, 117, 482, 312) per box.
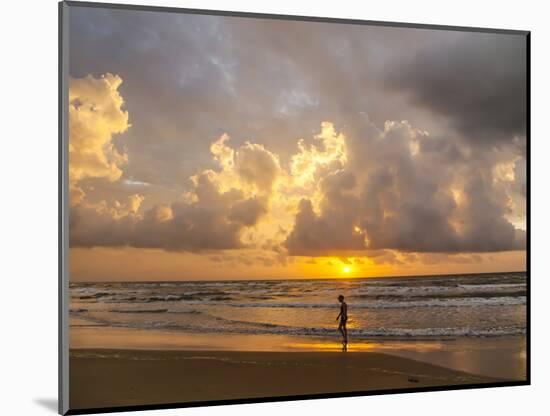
(74, 291, 112, 300)
(89, 318, 526, 339)
(110, 308, 203, 315)
(225, 296, 526, 309)
(352, 283, 525, 297)
(71, 290, 525, 308)
(71, 286, 526, 303)
(110, 308, 169, 314)
(353, 290, 526, 301)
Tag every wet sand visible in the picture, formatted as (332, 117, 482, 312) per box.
(71, 326, 527, 380)
(69, 349, 502, 411)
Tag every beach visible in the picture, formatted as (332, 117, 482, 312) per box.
(70, 348, 502, 411)
(68, 273, 527, 410)
(69, 326, 526, 411)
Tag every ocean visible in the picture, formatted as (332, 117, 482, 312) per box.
(70, 271, 526, 341)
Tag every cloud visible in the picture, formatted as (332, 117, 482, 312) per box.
(71, 174, 248, 251)
(235, 142, 281, 193)
(229, 197, 268, 226)
(290, 122, 348, 190)
(66, 10, 526, 265)
(69, 73, 130, 184)
(209, 134, 282, 196)
(285, 198, 365, 256)
(416, 253, 483, 265)
(386, 33, 527, 146)
(70, 133, 275, 251)
(284, 120, 526, 255)
(69, 73, 130, 206)
(70, 117, 526, 256)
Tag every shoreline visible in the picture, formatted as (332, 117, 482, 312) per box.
(70, 326, 527, 380)
(69, 348, 508, 411)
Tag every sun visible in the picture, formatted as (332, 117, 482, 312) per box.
(342, 266, 351, 274)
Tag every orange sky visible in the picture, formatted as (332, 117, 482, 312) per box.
(70, 247, 526, 281)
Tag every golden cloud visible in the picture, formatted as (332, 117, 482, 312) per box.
(69, 113, 526, 260)
(69, 73, 130, 205)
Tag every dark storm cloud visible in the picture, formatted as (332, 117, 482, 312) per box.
(386, 33, 527, 146)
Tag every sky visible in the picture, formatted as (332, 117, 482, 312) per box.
(67, 6, 527, 281)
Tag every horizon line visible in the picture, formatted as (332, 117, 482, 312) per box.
(70, 269, 527, 284)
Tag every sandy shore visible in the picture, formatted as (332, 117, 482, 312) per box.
(69, 349, 501, 411)
(71, 326, 527, 380)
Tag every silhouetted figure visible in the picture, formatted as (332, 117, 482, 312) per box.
(336, 294, 348, 351)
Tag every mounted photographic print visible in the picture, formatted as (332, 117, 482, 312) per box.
(59, 1, 530, 414)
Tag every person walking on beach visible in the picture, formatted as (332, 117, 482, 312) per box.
(336, 295, 348, 350)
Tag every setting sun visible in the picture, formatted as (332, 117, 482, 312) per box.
(343, 266, 351, 274)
